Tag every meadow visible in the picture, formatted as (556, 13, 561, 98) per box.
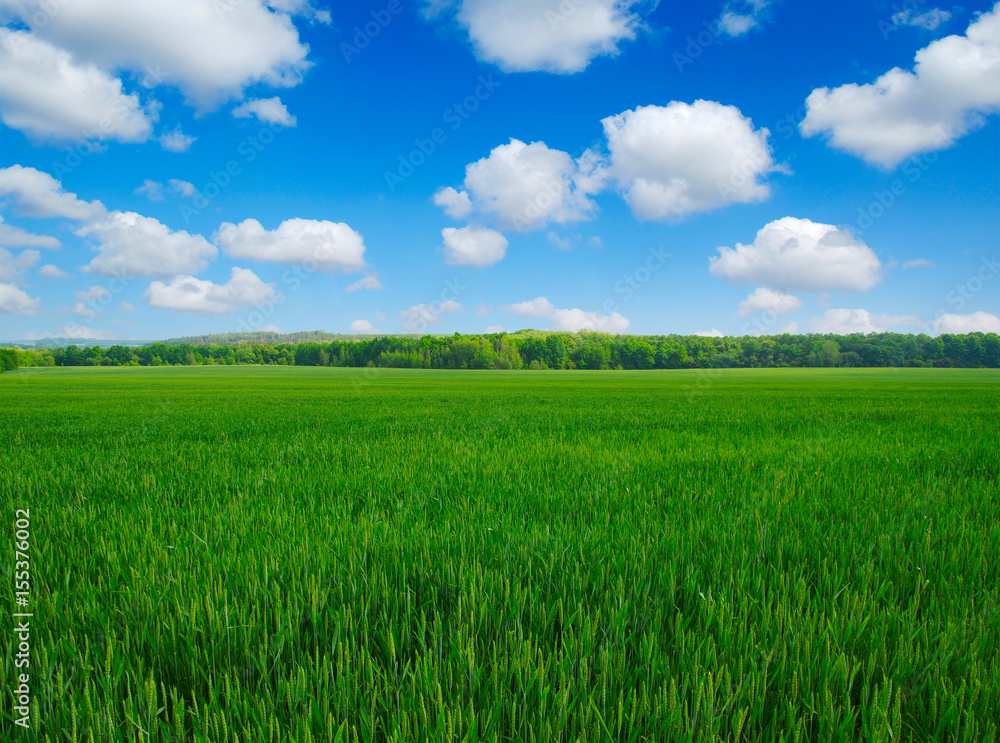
(1, 366, 998, 742)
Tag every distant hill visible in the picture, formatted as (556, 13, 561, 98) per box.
(2, 338, 152, 349)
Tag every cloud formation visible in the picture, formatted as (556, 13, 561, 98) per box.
(441, 225, 508, 267)
(801, 5, 1000, 168)
(710, 217, 882, 292)
(144, 267, 276, 314)
(437, 0, 645, 73)
(601, 100, 775, 220)
(215, 218, 367, 273)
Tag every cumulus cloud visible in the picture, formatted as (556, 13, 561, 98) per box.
(433, 186, 473, 220)
(349, 319, 380, 334)
(71, 285, 112, 318)
(134, 179, 165, 201)
(143, 267, 276, 314)
(801, 5, 1000, 168)
(232, 96, 297, 126)
(0, 247, 40, 284)
(716, 0, 771, 38)
(168, 179, 197, 197)
(39, 264, 70, 278)
(602, 100, 776, 220)
(709, 217, 883, 292)
(2, 0, 312, 111)
(902, 258, 935, 269)
(695, 329, 724, 337)
(80, 211, 217, 278)
(158, 127, 196, 152)
(457, 138, 603, 230)
(501, 295, 628, 333)
(0, 29, 156, 144)
(737, 287, 802, 317)
(0, 215, 61, 249)
(933, 311, 1000, 334)
(0, 165, 106, 221)
(0, 282, 40, 315)
(214, 218, 367, 273)
(345, 274, 382, 292)
(892, 7, 951, 31)
(441, 0, 644, 74)
(550, 307, 629, 333)
(23, 324, 119, 340)
(441, 225, 508, 267)
(485, 324, 505, 333)
(400, 300, 463, 333)
(503, 296, 556, 317)
(811, 308, 920, 334)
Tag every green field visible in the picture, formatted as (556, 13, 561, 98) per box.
(2, 367, 998, 742)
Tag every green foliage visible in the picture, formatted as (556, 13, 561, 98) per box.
(7, 331, 999, 373)
(1, 367, 998, 741)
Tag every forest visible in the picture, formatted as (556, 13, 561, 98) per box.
(3, 330, 999, 372)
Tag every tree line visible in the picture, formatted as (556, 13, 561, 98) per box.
(2, 330, 999, 372)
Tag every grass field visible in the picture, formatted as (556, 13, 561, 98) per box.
(2, 366, 998, 742)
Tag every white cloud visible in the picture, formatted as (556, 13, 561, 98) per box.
(0, 282, 40, 315)
(168, 179, 197, 197)
(345, 274, 382, 292)
(445, 0, 644, 74)
(143, 267, 276, 314)
(892, 8, 951, 31)
(23, 324, 118, 340)
(602, 100, 776, 220)
(232, 96, 296, 126)
(695, 329, 724, 337)
(71, 285, 112, 318)
(433, 186, 473, 219)
(134, 179, 165, 201)
(547, 232, 573, 250)
(716, 0, 770, 37)
(0, 215, 61, 249)
(933, 311, 1000, 334)
(74, 285, 111, 301)
(0, 29, 155, 143)
(0, 165, 106, 221)
(4, 0, 312, 111)
(39, 264, 70, 278)
(400, 300, 463, 332)
(118, 301, 135, 312)
(503, 296, 556, 317)
(460, 138, 602, 230)
(159, 127, 196, 152)
(737, 287, 802, 317)
(485, 324, 505, 333)
(710, 217, 883, 292)
(441, 225, 508, 267)
(801, 5, 1000, 168)
(550, 307, 629, 333)
(80, 211, 217, 278)
(901, 258, 935, 269)
(0, 247, 40, 283)
(349, 319, 380, 334)
(812, 308, 920, 334)
(501, 295, 628, 333)
(214, 218, 367, 273)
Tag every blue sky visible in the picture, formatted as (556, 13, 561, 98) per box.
(0, 0, 997, 341)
